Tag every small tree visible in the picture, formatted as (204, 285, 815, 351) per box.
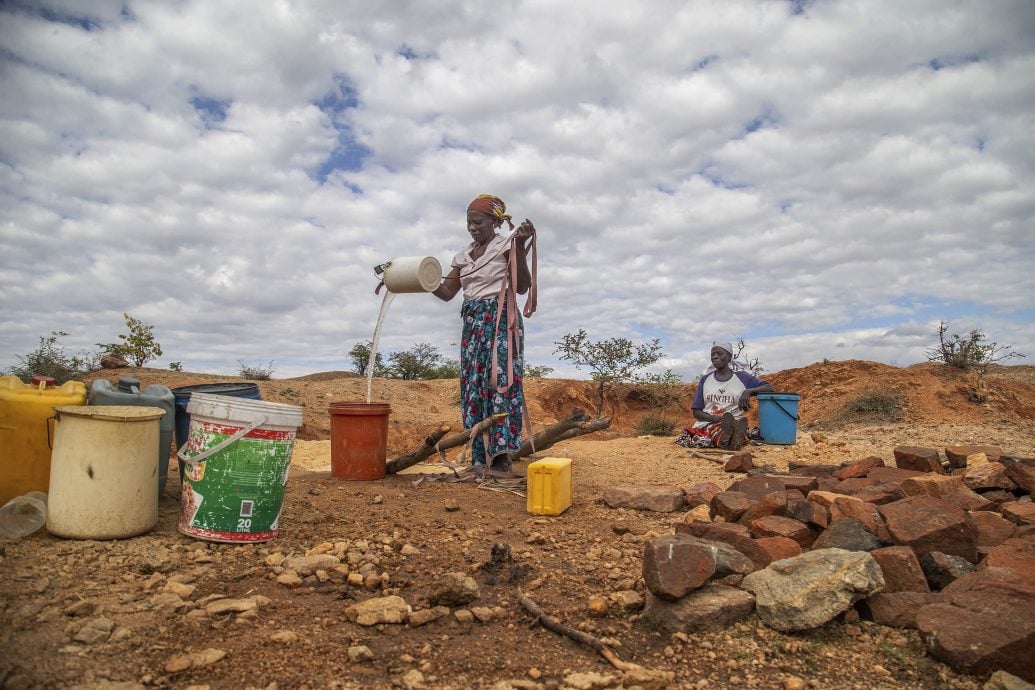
(927, 321, 1025, 370)
(554, 329, 664, 417)
(97, 313, 162, 367)
(428, 358, 461, 380)
(349, 340, 388, 377)
(387, 342, 444, 380)
(5, 331, 96, 384)
(524, 363, 554, 378)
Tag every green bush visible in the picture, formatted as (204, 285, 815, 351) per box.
(635, 414, 677, 436)
(4, 331, 97, 384)
(840, 387, 904, 423)
(927, 320, 1025, 369)
(238, 360, 275, 380)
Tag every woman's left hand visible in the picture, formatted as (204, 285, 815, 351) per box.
(515, 219, 536, 241)
(738, 391, 752, 410)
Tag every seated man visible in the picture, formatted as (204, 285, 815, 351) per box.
(676, 341, 773, 450)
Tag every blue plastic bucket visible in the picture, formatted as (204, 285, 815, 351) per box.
(172, 383, 262, 454)
(757, 393, 800, 445)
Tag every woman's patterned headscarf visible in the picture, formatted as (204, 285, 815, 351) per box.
(468, 194, 514, 229)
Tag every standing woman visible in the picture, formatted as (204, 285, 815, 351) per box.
(434, 194, 537, 467)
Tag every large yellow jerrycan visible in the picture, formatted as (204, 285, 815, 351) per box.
(0, 375, 87, 504)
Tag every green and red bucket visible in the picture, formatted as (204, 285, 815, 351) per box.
(177, 392, 303, 543)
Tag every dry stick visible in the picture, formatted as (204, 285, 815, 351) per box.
(385, 414, 506, 474)
(517, 589, 640, 672)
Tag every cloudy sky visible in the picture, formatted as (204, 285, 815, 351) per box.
(2, 0, 1033, 382)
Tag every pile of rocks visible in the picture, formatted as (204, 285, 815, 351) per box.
(602, 444, 1035, 682)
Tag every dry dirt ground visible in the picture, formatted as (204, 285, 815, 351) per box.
(1, 362, 1033, 690)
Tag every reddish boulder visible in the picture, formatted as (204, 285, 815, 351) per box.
(727, 475, 787, 500)
(944, 445, 1003, 469)
(878, 495, 978, 562)
(684, 482, 723, 509)
(676, 522, 772, 571)
(968, 511, 1019, 551)
(1001, 502, 1035, 527)
(711, 491, 751, 522)
(753, 536, 802, 563)
(851, 483, 906, 505)
(749, 515, 816, 549)
(862, 591, 949, 628)
(867, 466, 926, 483)
(870, 546, 930, 593)
(893, 446, 944, 474)
(900, 474, 993, 512)
(963, 463, 1017, 492)
(833, 456, 885, 480)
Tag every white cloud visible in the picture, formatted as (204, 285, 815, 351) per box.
(1, 0, 1033, 383)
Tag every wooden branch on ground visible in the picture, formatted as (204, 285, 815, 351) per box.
(518, 589, 639, 672)
(387, 410, 613, 474)
(514, 415, 612, 458)
(384, 424, 451, 474)
(512, 410, 588, 458)
(385, 414, 505, 474)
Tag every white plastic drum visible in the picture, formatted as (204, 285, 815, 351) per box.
(382, 256, 442, 293)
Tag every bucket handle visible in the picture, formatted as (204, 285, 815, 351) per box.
(176, 415, 268, 467)
(771, 399, 799, 421)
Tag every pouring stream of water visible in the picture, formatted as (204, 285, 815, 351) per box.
(365, 292, 396, 403)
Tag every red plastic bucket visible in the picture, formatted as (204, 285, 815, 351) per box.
(328, 402, 391, 480)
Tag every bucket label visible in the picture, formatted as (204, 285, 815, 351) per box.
(179, 418, 295, 543)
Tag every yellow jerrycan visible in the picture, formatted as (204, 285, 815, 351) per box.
(0, 375, 87, 504)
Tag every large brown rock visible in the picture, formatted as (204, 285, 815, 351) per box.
(867, 466, 926, 483)
(963, 463, 1017, 492)
(1002, 460, 1035, 495)
(727, 475, 787, 500)
(1002, 502, 1035, 527)
(893, 446, 944, 474)
(851, 482, 907, 505)
(828, 496, 891, 542)
(914, 571, 1035, 678)
(642, 535, 753, 600)
(861, 591, 950, 628)
(900, 474, 993, 511)
(878, 495, 978, 562)
(676, 522, 772, 570)
(968, 511, 1019, 551)
(749, 515, 816, 549)
(944, 445, 1004, 469)
(603, 485, 685, 512)
(982, 538, 1035, 588)
(833, 456, 884, 480)
(870, 546, 930, 593)
(788, 498, 829, 529)
(753, 536, 802, 563)
(642, 586, 755, 633)
(737, 492, 788, 526)
(711, 491, 751, 521)
(684, 482, 723, 509)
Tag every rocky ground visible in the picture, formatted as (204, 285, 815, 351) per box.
(1, 361, 1033, 689)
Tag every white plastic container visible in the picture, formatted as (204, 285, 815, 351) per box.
(0, 491, 48, 539)
(381, 256, 442, 293)
(47, 405, 165, 539)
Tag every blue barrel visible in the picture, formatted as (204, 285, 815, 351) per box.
(757, 393, 800, 445)
(89, 377, 176, 495)
(171, 383, 262, 453)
